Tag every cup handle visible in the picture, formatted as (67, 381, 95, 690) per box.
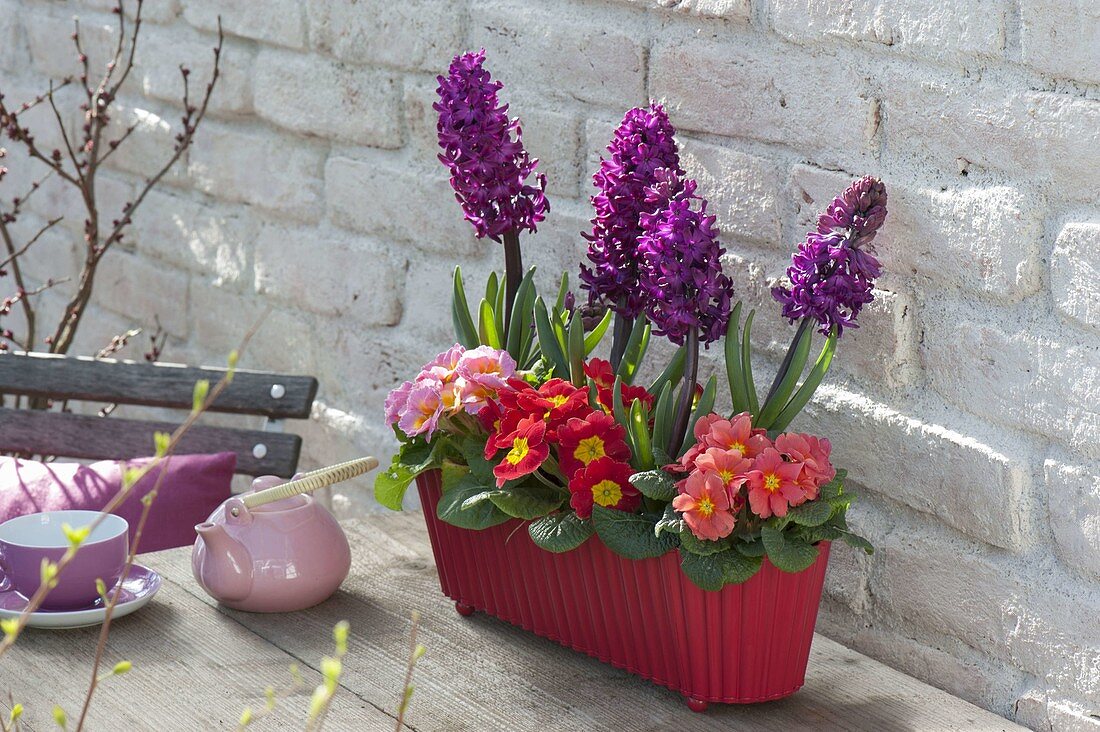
(0, 547, 10, 593)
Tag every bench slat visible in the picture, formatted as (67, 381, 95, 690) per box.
(0, 353, 317, 419)
(0, 408, 302, 477)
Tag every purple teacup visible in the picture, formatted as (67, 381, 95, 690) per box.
(0, 510, 129, 610)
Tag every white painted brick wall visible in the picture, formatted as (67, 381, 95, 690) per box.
(4, 0, 1099, 727)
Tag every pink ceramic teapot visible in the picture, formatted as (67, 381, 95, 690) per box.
(192, 458, 375, 612)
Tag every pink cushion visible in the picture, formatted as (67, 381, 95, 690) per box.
(0, 453, 236, 553)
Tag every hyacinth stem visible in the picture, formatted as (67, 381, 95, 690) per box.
(764, 317, 812, 407)
(608, 305, 633, 371)
(502, 228, 523, 339)
(668, 326, 700, 457)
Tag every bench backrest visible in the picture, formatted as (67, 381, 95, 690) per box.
(0, 353, 318, 477)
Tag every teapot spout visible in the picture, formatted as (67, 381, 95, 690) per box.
(194, 522, 252, 604)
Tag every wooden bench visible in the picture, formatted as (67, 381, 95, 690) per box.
(0, 352, 318, 477)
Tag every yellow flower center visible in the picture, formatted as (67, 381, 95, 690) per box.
(698, 495, 715, 518)
(764, 473, 781, 493)
(591, 479, 622, 507)
(506, 438, 530, 465)
(730, 441, 745, 454)
(573, 436, 606, 465)
(718, 469, 735, 485)
(547, 394, 569, 408)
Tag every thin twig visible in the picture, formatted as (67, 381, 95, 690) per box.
(45, 80, 84, 188)
(394, 612, 424, 732)
(0, 217, 62, 271)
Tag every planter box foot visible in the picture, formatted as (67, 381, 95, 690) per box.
(455, 601, 476, 617)
(685, 697, 709, 713)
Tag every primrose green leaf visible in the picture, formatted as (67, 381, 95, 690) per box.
(680, 548, 762, 591)
(654, 502, 685, 537)
(529, 512, 594, 552)
(787, 499, 834, 527)
(629, 469, 676, 502)
(678, 529, 732, 556)
(761, 524, 820, 573)
(839, 530, 875, 554)
(436, 473, 511, 530)
(591, 506, 677, 560)
(486, 481, 564, 519)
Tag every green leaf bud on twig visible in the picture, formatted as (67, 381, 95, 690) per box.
(192, 379, 210, 413)
(333, 620, 349, 655)
(153, 430, 171, 457)
(61, 522, 90, 549)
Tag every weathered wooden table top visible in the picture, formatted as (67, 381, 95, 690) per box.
(2, 513, 1025, 731)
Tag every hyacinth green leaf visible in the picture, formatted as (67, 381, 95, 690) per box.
(787, 499, 834, 527)
(629, 398, 654, 470)
(486, 482, 564, 520)
(761, 524, 819, 573)
(534, 298, 570, 378)
(592, 505, 677, 560)
(741, 309, 760, 417)
(678, 529, 732, 556)
(616, 318, 650, 384)
(494, 274, 506, 343)
(769, 328, 838, 433)
(451, 267, 480, 348)
(725, 301, 748, 413)
(437, 473, 511, 530)
(518, 281, 539, 364)
(506, 267, 538, 359)
(478, 298, 502, 349)
(554, 272, 570, 314)
(586, 378, 602, 411)
(685, 375, 717, 447)
(648, 345, 685, 398)
(485, 270, 499, 307)
(650, 381, 674, 456)
(756, 322, 813, 430)
(655, 502, 685, 537)
(567, 309, 586, 387)
(680, 548, 762, 591)
(529, 512, 594, 553)
(583, 308, 613, 355)
(611, 375, 631, 439)
(630, 468, 676, 502)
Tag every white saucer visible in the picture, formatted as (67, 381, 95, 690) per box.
(0, 564, 162, 630)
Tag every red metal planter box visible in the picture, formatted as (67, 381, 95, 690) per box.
(416, 470, 831, 710)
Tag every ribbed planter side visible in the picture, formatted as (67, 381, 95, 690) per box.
(416, 470, 830, 705)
